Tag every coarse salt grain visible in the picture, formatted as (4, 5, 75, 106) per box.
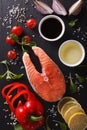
(25, 0, 29, 4)
(46, 105, 58, 120)
(2, 4, 27, 29)
(30, 14, 33, 17)
(5, 116, 7, 118)
(72, 27, 87, 42)
(3, 109, 9, 112)
(20, 65, 24, 69)
(6, 25, 11, 29)
(3, 101, 17, 126)
(4, 101, 8, 105)
(32, 34, 35, 37)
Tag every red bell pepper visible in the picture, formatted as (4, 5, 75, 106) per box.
(2, 82, 44, 130)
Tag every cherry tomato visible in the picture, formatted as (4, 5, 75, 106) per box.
(6, 36, 16, 45)
(22, 36, 32, 44)
(7, 50, 17, 60)
(11, 26, 23, 36)
(26, 18, 37, 29)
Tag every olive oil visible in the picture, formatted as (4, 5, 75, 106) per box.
(41, 18, 62, 39)
(60, 42, 83, 65)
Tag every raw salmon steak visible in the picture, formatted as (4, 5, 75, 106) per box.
(22, 47, 66, 102)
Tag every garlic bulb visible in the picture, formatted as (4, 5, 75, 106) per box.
(69, 0, 83, 15)
(52, 0, 67, 16)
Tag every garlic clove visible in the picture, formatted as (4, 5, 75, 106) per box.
(33, 0, 53, 14)
(69, 0, 83, 15)
(52, 0, 67, 16)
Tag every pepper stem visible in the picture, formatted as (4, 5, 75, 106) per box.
(29, 115, 43, 122)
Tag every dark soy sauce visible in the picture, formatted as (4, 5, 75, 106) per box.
(41, 18, 62, 39)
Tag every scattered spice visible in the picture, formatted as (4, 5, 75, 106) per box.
(47, 105, 58, 118)
(46, 105, 60, 130)
(72, 27, 87, 42)
(3, 102, 17, 126)
(2, 4, 27, 28)
(24, 0, 29, 4)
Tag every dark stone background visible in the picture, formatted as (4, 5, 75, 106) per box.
(0, 0, 87, 130)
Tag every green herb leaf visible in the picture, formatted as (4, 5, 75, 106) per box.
(69, 73, 78, 93)
(6, 71, 12, 80)
(0, 74, 6, 79)
(0, 60, 9, 70)
(0, 60, 24, 80)
(46, 116, 51, 130)
(6, 72, 24, 80)
(69, 19, 78, 27)
(14, 124, 23, 130)
(24, 41, 36, 47)
(0, 60, 7, 65)
(10, 73, 24, 80)
(58, 121, 67, 130)
(46, 124, 51, 130)
(21, 46, 28, 54)
(53, 120, 67, 130)
(22, 37, 27, 43)
(76, 73, 85, 83)
(10, 34, 18, 42)
(21, 37, 36, 47)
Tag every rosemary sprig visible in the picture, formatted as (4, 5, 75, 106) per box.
(0, 60, 24, 80)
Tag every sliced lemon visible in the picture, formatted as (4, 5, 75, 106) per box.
(63, 105, 85, 123)
(68, 112, 87, 130)
(58, 96, 77, 113)
(61, 100, 81, 116)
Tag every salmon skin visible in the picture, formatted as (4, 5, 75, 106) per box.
(22, 47, 66, 102)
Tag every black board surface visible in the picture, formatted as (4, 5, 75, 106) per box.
(0, 0, 87, 130)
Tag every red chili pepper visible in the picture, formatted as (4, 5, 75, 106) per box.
(2, 82, 44, 130)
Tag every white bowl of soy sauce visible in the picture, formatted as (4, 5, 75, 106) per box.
(38, 15, 65, 42)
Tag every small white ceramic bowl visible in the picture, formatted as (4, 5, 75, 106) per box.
(38, 15, 65, 42)
(58, 40, 85, 67)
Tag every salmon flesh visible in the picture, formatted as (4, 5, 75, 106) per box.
(22, 46, 66, 102)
